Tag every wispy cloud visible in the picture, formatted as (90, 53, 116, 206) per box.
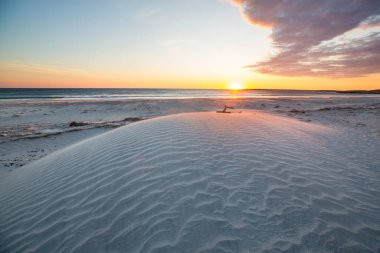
(136, 7, 162, 21)
(231, 0, 380, 77)
(159, 39, 193, 53)
(0, 62, 101, 78)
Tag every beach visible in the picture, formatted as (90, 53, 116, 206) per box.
(2, 0, 380, 251)
(1, 90, 380, 252)
(1, 91, 379, 174)
(1, 107, 380, 252)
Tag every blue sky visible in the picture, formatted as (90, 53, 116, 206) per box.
(0, 0, 379, 89)
(0, 0, 270, 88)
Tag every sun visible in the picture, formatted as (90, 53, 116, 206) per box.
(228, 82, 244, 90)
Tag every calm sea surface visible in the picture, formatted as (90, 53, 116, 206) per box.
(0, 88, 376, 100)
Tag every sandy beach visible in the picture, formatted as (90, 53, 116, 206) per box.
(1, 95, 379, 174)
(0, 94, 380, 252)
(1, 109, 379, 252)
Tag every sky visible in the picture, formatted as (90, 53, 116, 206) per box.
(0, 0, 379, 90)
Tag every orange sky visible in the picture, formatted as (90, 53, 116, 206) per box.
(1, 61, 379, 90)
(0, 0, 379, 90)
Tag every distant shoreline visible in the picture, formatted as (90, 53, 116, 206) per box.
(334, 89, 380, 94)
(0, 87, 379, 93)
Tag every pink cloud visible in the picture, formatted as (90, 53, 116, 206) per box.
(232, 0, 380, 77)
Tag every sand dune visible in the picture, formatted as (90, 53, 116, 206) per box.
(0, 112, 379, 253)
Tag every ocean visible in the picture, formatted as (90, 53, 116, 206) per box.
(0, 88, 369, 100)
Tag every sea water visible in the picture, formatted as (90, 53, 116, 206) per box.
(0, 88, 376, 100)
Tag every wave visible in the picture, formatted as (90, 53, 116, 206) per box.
(1, 88, 379, 101)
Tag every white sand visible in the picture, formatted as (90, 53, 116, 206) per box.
(0, 111, 379, 252)
(1, 96, 379, 172)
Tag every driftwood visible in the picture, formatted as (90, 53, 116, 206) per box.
(69, 121, 88, 127)
(217, 105, 235, 113)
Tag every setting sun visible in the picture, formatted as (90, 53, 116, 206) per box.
(229, 82, 244, 90)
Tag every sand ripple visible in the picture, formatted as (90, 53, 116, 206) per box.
(0, 112, 379, 252)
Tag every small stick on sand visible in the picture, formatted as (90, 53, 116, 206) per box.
(217, 105, 234, 113)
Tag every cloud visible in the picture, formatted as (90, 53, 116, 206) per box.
(0, 61, 102, 78)
(136, 7, 162, 21)
(159, 39, 193, 53)
(232, 0, 380, 77)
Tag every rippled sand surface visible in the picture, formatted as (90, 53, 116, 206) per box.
(0, 112, 379, 252)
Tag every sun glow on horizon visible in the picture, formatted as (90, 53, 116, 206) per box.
(228, 82, 244, 90)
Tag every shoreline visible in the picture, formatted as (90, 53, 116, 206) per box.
(1, 96, 379, 175)
(1, 93, 380, 104)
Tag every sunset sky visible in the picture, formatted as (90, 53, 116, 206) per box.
(0, 0, 379, 90)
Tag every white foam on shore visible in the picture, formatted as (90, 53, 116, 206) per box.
(0, 112, 379, 253)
